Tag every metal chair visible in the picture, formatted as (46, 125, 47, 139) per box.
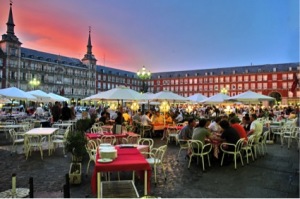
(187, 140, 212, 171)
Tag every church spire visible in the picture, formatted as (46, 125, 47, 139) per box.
(87, 26, 92, 55)
(82, 26, 97, 65)
(1, 1, 21, 44)
(6, 2, 15, 35)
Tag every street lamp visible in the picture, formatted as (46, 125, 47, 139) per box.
(29, 78, 40, 90)
(220, 87, 228, 95)
(137, 66, 151, 93)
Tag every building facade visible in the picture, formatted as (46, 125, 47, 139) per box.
(0, 3, 299, 106)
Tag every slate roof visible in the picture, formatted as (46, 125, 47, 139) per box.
(150, 62, 299, 79)
(21, 47, 86, 68)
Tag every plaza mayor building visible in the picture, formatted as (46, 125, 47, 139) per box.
(0, 3, 299, 106)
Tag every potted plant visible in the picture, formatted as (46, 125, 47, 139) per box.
(76, 118, 93, 133)
(65, 131, 87, 184)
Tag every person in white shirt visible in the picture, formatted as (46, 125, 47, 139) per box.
(247, 113, 263, 143)
(208, 117, 222, 133)
(141, 111, 153, 126)
(175, 111, 184, 123)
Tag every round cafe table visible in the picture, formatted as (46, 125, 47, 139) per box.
(0, 188, 29, 198)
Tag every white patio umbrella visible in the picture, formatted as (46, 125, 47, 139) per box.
(0, 87, 36, 101)
(48, 92, 69, 102)
(81, 93, 102, 102)
(187, 93, 208, 103)
(27, 90, 56, 103)
(84, 86, 141, 101)
(151, 90, 188, 102)
(0, 96, 11, 104)
(227, 90, 275, 103)
(200, 93, 230, 105)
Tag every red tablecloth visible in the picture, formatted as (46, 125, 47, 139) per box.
(91, 147, 151, 196)
(153, 124, 184, 131)
(86, 132, 139, 144)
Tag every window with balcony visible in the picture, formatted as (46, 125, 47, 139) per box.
(209, 78, 213, 83)
(288, 73, 293, 80)
(189, 79, 193, 84)
(225, 77, 230, 82)
(219, 77, 224, 83)
(250, 75, 256, 81)
(175, 79, 178, 85)
(251, 83, 256, 89)
(282, 74, 287, 80)
(272, 74, 277, 81)
(209, 85, 213, 91)
(214, 77, 218, 83)
(282, 82, 287, 89)
(244, 76, 249, 81)
(199, 78, 203, 83)
(232, 76, 236, 82)
(263, 75, 268, 81)
(263, 83, 267, 89)
(194, 78, 198, 84)
(257, 75, 262, 81)
(272, 82, 277, 89)
(238, 84, 243, 90)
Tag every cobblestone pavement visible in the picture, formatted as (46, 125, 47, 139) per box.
(0, 132, 299, 198)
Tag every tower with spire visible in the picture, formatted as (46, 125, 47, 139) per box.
(81, 27, 97, 95)
(0, 2, 22, 88)
(81, 27, 97, 68)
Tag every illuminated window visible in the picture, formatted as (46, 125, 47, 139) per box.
(263, 83, 267, 89)
(282, 82, 287, 89)
(257, 75, 262, 81)
(263, 75, 268, 81)
(214, 77, 218, 83)
(238, 84, 242, 90)
(282, 74, 287, 80)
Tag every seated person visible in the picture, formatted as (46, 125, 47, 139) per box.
(208, 117, 222, 133)
(98, 112, 108, 124)
(165, 112, 173, 125)
(174, 111, 184, 123)
(230, 117, 248, 141)
(141, 111, 153, 126)
(152, 111, 164, 125)
(192, 118, 214, 144)
(178, 118, 196, 140)
(122, 110, 131, 123)
(132, 111, 142, 122)
(115, 111, 125, 125)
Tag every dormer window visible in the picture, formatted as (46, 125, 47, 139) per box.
(232, 70, 235, 74)
(273, 67, 277, 72)
(245, 69, 248, 73)
(210, 72, 213, 75)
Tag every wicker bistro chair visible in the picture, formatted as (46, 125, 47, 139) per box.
(187, 140, 212, 171)
(241, 135, 255, 164)
(100, 135, 116, 145)
(144, 145, 167, 184)
(220, 138, 245, 169)
(86, 139, 98, 174)
(175, 134, 189, 158)
(140, 124, 153, 138)
(122, 135, 141, 144)
(139, 138, 154, 151)
(51, 128, 70, 155)
(24, 134, 46, 160)
(9, 129, 25, 153)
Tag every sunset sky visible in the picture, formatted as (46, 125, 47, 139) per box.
(0, 0, 298, 73)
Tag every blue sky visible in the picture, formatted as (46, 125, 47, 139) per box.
(0, 0, 299, 72)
